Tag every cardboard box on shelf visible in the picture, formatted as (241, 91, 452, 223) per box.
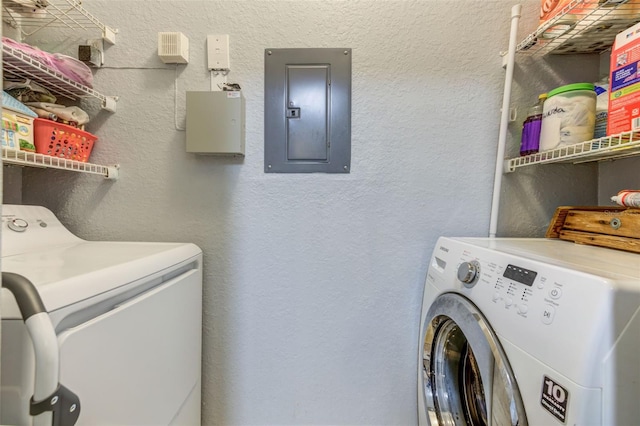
(2, 109, 35, 152)
(608, 21, 640, 135)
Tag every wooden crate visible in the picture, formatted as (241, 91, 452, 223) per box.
(546, 206, 640, 253)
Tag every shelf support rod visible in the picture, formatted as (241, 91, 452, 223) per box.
(489, 4, 521, 238)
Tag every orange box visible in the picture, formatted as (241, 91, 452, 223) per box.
(539, 0, 640, 42)
(608, 21, 640, 135)
(539, 0, 595, 39)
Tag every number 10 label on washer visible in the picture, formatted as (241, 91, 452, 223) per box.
(541, 375, 569, 423)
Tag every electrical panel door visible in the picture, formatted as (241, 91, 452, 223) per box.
(264, 48, 351, 173)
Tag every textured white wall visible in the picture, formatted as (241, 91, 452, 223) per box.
(599, 157, 640, 204)
(18, 1, 533, 424)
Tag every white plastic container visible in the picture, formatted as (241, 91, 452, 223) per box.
(539, 83, 596, 151)
(594, 78, 609, 139)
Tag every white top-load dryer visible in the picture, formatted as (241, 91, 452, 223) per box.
(1, 204, 203, 425)
(418, 237, 640, 426)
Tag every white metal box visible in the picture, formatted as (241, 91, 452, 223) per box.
(186, 91, 245, 156)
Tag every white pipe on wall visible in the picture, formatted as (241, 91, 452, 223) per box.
(489, 4, 521, 238)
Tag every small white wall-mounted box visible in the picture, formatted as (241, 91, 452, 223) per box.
(158, 32, 189, 64)
(186, 91, 245, 156)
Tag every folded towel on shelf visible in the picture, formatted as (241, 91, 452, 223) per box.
(4, 79, 57, 104)
(3, 0, 48, 9)
(611, 190, 640, 208)
(3, 0, 48, 17)
(25, 102, 90, 127)
(27, 107, 58, 122)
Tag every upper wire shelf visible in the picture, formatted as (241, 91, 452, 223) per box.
(505, 130, 640, 172)
(516, 0, 640, 55)
(2, 43, 118, 111)
(2, 0, 117, 43)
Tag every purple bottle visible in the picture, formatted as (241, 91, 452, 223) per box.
(520, 93, 547, 156)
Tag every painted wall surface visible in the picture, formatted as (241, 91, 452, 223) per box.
(12, 0, 545, 424)
(599, 157, 640, 204)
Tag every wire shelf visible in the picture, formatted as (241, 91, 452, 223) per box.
(516, 0, 640, 55)
(2, 0, 117, 43)
(2, 147, 119, 179)
(2, 43, 117, 111)
(505, 130, 640, 172)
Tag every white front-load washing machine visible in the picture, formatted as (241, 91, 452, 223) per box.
(418, 237, 640, 426)
(1, 204, 203, 425)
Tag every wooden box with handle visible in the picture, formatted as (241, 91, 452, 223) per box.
(546, 206, 640, 253)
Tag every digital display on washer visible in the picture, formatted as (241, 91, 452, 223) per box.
(504, 264, 537, 286)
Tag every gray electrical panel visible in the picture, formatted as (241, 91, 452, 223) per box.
(264, 48, 351, 173)
(186, 91, 245, 155)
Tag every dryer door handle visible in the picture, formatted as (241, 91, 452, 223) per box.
(2, 272, 81, 426)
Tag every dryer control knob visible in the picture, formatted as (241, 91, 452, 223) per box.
(457, 261, 480, 287)
(8, 218, 28, 232)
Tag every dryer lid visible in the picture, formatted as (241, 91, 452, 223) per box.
(1, 205, 202, 318)
(2, 240, 201, 318)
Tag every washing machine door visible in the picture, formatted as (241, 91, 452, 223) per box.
(421, 292, 527, 426)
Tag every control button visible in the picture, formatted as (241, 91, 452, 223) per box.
(541, 304, 556, 325)
(548, 287, 562, 300)
(39, 221, 47, 228)
(492, 292, 500, 302)
(7, 218, 28, 232)
(504, 298, 513, 308)
(538, 277, 546, 289)
(517, 304, 529, 314)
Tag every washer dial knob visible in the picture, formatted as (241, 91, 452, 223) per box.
(457, 261, 480, 287)
(8, 218, 28, 232)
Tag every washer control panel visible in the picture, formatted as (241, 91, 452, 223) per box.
(457, 250, 565, 326)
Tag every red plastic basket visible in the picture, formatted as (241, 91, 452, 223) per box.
(33, 118, 97, 162)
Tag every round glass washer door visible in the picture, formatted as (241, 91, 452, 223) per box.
(421, 292, 527, 426)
